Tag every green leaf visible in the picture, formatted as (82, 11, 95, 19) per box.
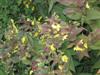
(73, 60, 80, 67)
(53, 5, 67, 21)
(34, 0, 44, 3)
(17, 0, 22, 5)
(88, 20, 100, 30)
(68, 56, 75, 72)
(86, 9, 100, 20)
(90, 40, 100, 50)
(66, 71, 72, 75)
(97, 51, 100, 56)
(78, 73, 92, 75)
(0, 70, 4, 75)
(66, 50, 75, 72)
(60, 40, 69, 50)
(37, 4, 48, 17)
(67, 12, 82, 20)
(95, 20, 100, 28)
(0, 69, 7, 75)
(93, 60, 100, 69)
(0, 48, 4, 52)
(27, 34, 43, 51)
(52, 4, 65, 15)
(48, 0, 56, 13)
(38, 62, 45, 67)
(63, 8, 82, 20)
(22, 58, 31, 65)
(0, 0, 7, 6)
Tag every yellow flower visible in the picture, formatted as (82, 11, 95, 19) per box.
(23, 1, 26, 4)
(62, 35, 68, 40)
(61, 55, 68, 63)
(38, 16, 42, 21)
(74, 39, 88, 51)
(26, 4, 29, 8)
(21, 36, 27, 44)
(74, 46, 84, 51)
(32, 6, 35, 11)
(51, 24, 61, 31)
(80, 39, 84, 44)
(27, 18, 31, 21)
(58, 65, 63, 70)
(13, 49, 18, 53)
(7, 53, 11, 57)
(14, 45, 18, 49)
(84, 43, 88, 48)
(26, 52, 31, 58)
(50, 44, 56, 51)
(34, 32, 39, 37)
(86, 2, 90, 9)
(29, 70, 33, 75)
(11, 19, 18, 33)
(31, 20, 34, 25)
(54, 34, 60, 38)
(54, 30, 58, 34)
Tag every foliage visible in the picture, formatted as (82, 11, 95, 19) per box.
(0, 0, 100, 75)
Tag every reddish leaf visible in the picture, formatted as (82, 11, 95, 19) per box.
(77, 50, 89, 60)
(57, 0, 86, 7)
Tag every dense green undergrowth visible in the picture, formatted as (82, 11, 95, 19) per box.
(0, 0, 100, 75)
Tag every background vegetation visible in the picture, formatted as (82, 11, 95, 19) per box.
(0, 0, 100, 75)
